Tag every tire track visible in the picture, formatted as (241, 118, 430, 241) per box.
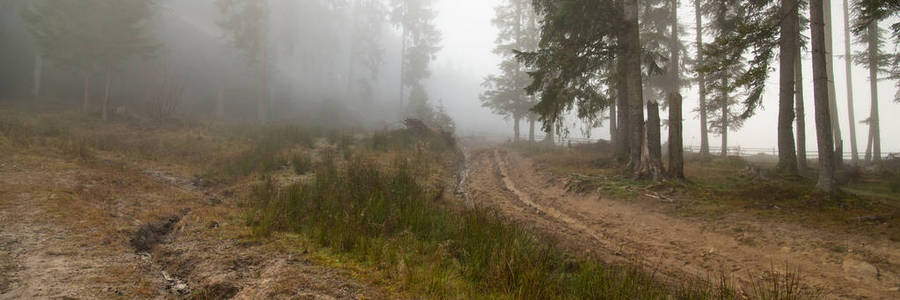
(492, 150, 608, 244)
(466, 147, 900, 299)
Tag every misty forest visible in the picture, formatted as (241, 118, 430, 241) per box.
(2, 0, 900, 299)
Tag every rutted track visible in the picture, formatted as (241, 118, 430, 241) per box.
(0, 152, 383, 299)
(466, 148, 900, 299)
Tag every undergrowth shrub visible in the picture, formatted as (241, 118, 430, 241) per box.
(222, 125, 321, 178)
(292, 153, 312, 175)
(60, 136, 94, 161)
(368, 128, 454, 154)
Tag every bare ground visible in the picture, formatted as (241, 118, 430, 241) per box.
(465, 148, 900, 299)
(0, 151, 385, 299)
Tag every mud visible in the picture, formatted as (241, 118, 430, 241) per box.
(130, 211, 188, 252)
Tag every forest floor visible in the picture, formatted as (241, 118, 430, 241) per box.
(464, 146, 899, 299)
(0, 149, 386, 300)
(0, 108, 388, 299)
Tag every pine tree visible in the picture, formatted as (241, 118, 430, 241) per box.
(811, 0, 837, 192)
(22, 0, 157, 120)
(667, 0, 686, 179)
(851, 0, 898, 161)
(777, 0, 800, 175)
(796, 29, 809, 171)
(693, 0, 711, 158)
(481, 0, 540, 143)
(216, 0, 271, 124)
(825, 0, 844, 167)
(522, 0, 679, 179)
(699, 0, 802, 171)
(347, 0, 387, 103)
(851, 0, 899, 105)
(624, 0, 649, 175)
(794, 3, 811, 171)
(698, 0, 752, 157)
(639, 0, 687, 178)
(842, 0, 860, 164)
(407, 84, 434, 123)
(391, 0, 441, 116)
(855, 21, 888, 161)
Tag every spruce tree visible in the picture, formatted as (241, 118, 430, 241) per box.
(481, 0, 540, 143)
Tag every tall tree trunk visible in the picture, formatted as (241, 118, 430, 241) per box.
(811, 0, 836, 192)
(609, 99, 617, 147)
(347, 0, 359, 101)
(842, 0, 859, 164)
(667, 0, 684, 179)
(529, 115, 536, 144)
(721, 102, 728, 157)
(32, 54, 42, 98)
(864, 124, 873, 161)
(624, 0, 645, 172)
(695, 0, 710, 158)
(615, 56, 630, 162)
(513, 114, 521, 143)
(866, 23, 881, 162)
(777, 0, 799, 175)
(668, 93, 684, 178)
(795, 44, 809, 171)
(82, 73, 91, 113)
(545, 122, 555, 145)
(721, 75, 729, 157)
(824, 0, 843, 167)
(399, 21, 407, 116)
(102, 72, 111, 122)
(258, 0, 270, 124)
(642, 101, 665, 180)
(216, 86, 225, 120)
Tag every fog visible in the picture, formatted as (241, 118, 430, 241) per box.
(1, 0, 897, 153)
(428, 1, 899, 153)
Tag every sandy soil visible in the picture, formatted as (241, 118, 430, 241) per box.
(465, 148, 900, 299)
(0, 151, 384, 299)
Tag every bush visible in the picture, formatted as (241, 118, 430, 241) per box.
(292, 153, 312, 175)
(222, 125, 321, 178)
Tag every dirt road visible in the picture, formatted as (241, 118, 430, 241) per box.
(0, 152, 381, 299)
(466, 148, 899, 299)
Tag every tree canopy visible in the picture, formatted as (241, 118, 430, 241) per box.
(22, 0, 158, 75)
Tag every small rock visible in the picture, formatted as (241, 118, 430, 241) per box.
(137, 252, 152, 261)
(173, 283, 189, 295)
